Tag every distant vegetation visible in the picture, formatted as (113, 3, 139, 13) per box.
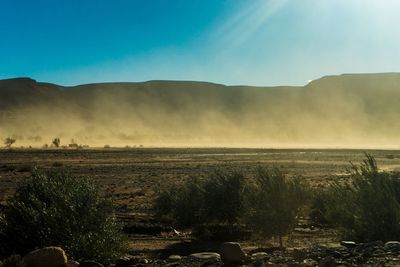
(4, 137, 16, 148)
(52, 137, 61, 147)
(0, 170, 126, 264)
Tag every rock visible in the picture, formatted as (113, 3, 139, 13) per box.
(218, 242, 247, 264)
(23, 246, 68, 267)
(292, 249, 307, 261)
(138, 259, 149, 264)
(79, 261, 104, 267)
(66, 260, 80, 267)
(251, 252, 269, 261)
(319, 256, 337, 267)
(250, 260, 265, 267)
(340, 241, 357, 249)
(303, 258, 318, 266)
(168, 255, 182, 261)
(385, 241, 400, 251)
(189, 252, 221, 262)
(115, 256, 138, 266)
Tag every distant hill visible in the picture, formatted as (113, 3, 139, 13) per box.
(1, 73, 400, 148)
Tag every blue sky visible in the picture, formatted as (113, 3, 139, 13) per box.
(1, 0, 400, 86)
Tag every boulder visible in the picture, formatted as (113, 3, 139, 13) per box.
(303, 258, 318, 266)
(251, 252, 269, 261)
(384, 241, 400, 251)
(218, 242, 247, 264)
(340, 241, 357, 249)
(23, 247, 67, 267)
(292, 249, 307, 261)
(250, 260, 265, 267)
(115, 256, 138, 266)
(66, 260, 80, 267)
(168, 255, 182, 261)
(79, 261, 104, 267)
(138, 259, 149, 264)
(189, 252, 221, 262)
(318, 256, 337, 267)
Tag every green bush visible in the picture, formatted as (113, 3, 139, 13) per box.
(154, 177, 205, 227)
(154, 167, 308, 246)
(154, 170, 247, 228)
(0, 171, 126, 264)
(321, 154, 400, 242)
(202, 171, 247, 224)
(243, 168, 307, 248)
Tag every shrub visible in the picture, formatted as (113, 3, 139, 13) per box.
(243, 168, 307, 248)
(4, 137, 16, 148)
(202, 171, 247, 224)
(154, 177, 205, 227)
(52, 138, 61, 148)
(154, 167, 309, 246)
(0, 170, 126, 264)
(154, 170, 247, 228)
(322, 154, 400, 242)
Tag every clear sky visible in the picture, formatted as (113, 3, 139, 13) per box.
(1, 0, 400, 86)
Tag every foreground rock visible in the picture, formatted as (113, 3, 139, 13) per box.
(385, 241, 400, 252)
(340, 240, 356, 249)
(251, 252, 269, 261)
(189, 252, 221, 262)
(79, 261, 103, 267)
(168, 255, 182, 261)
(23, 246, 67, 267)
(66, 260, 80, 267)
(4, 240, 400, 267)
(218, 242, 247, 264)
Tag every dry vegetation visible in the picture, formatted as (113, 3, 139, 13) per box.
(2, 148, 400, 258)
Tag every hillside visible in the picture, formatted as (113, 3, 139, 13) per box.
(1, 73, 400, 148)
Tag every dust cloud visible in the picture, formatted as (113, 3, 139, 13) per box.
(1, 73, 400, 149)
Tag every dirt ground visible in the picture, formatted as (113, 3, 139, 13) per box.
(1, 148, 400, 258)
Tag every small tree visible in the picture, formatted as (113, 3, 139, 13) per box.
(52, 137, 61, 148)
(0, 170, 126, 263)
(4, 137, 16, 148)
(244, 168, 307, 248)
